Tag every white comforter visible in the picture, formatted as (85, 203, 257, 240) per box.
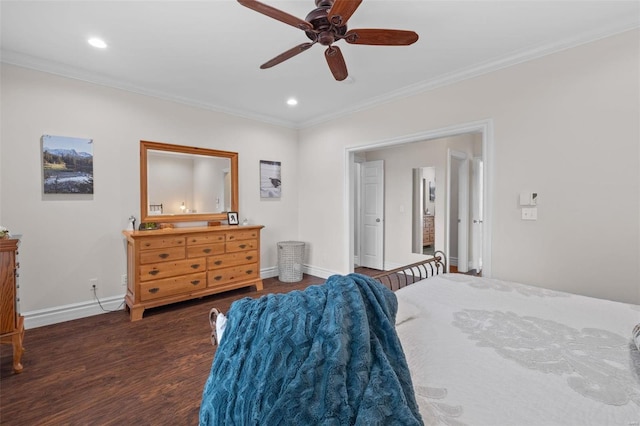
(395, 273, 640, 426)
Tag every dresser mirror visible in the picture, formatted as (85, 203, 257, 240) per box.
(140, 140, 238, 223)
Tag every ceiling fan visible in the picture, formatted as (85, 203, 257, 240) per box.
(237, 0, 419, 81)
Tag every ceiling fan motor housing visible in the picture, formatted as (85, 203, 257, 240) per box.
(305, 0, 347, 45)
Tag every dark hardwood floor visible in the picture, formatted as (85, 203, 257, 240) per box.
(449, 265, 482, 276)
(0, 275, 326, 425)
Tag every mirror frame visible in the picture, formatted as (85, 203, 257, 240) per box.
(140, 140, 238, 223)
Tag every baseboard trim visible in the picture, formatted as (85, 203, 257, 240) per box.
(261, 266, 278, 279)
(303, 264, 335, 280)
(24, 295, 126, 329)
(23, 267, 318, 328)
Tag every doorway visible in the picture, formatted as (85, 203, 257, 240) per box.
(346, 120, 493, 276)
(412, 167, 436, 256)
(359, 160, 384, 270)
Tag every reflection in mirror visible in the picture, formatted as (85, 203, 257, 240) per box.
(412, 167, 436, 255)
(147, 150, 230, 215)
(140, 141, 238, 223)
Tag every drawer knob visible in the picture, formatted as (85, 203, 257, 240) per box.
(245, 256, 253, 261)
(246, 270, 253, 274)
(190, 264, 200, 269)
(239, 244, 247, 249)
(158, 253, 169, 259)
(214, 260, 222, 265)
(149, 288, 159, 294)
(214, 276, 222, 281)
(144, 243, 151, 247)
(190, 280, 200, 286)
(149, 270, 159, 276)
(203, 248, 212, 254)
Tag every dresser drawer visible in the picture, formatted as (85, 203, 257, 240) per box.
(140, 273, 207, 301)
(226, 230, 259, 241)
(208, 263, 259, 286)
(140, 246, 185, 265)
(139, 237, 185, 251)
(208, 250, 258, 270)
(226, 239, 258, 253)
(187, 243, 225, 258)
(140, 257, 206, 282)
(187, 233, 225, 246)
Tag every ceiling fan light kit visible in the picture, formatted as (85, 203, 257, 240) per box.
(238, 0, 419, 81)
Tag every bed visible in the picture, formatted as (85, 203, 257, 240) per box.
(377, 253, 640, 425)
(201, 253, 640, 425)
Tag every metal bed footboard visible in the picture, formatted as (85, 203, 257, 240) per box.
(372, 251, 447, 291)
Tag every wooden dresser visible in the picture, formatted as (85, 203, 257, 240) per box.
(0, 238, 24, 373)
(123, 225, 263, 321)
(423, 215, 434, 247)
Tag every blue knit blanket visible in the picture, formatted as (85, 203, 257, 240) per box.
(199, 273, 423, 425)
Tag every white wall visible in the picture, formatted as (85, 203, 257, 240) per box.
(298, 30, 640, 304)
(147, 154, 194, 214)
(0, 64, 299, 325)
(1, 29, 638, 328)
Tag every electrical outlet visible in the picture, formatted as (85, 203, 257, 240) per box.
(121, 274, 128, 286)
(90, 278, 98, 292)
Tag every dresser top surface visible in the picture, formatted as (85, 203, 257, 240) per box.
(123, 225, 264, 239)
(0, 238, 19, 251)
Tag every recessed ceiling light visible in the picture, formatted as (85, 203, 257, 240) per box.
(286, 98, 298, 106)
(88, 37, 107, 49)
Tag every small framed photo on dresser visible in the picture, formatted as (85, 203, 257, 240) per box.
(227, 212, 239, 225)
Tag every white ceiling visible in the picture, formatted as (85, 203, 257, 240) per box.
(1, 1, 638, 128)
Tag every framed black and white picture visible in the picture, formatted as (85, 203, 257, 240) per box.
(429, 180, 435, 201)
(260, 160, 281, 199)
(227, 211, 239, 225)
(42, 134, 94, 194)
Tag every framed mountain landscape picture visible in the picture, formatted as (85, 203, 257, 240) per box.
(42, 135, 94, 194)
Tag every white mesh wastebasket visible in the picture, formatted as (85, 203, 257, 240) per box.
(277, 241, 305, 282)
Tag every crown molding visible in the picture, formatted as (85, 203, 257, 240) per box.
(298, 21, 640, 129)
(0, 49, 298, 128)
(2, 19, 637, 130)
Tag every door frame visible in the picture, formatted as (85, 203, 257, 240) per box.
(345, 119, 494, 277)
(359, 160, 385, 269)
(447, 149, 470, 272)
(470, 157, 484, 271)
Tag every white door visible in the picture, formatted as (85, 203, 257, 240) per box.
(360, 160, 384, 269)
(470, 158, 484, 272)
(457, 157, 470, 272)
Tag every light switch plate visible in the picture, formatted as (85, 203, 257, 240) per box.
(522, 207, 538, 220)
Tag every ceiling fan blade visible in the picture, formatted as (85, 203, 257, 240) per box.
(260, 42, 315, 69)
(237, 0, 312, 31)
(327, 0, 363, 27)
(344, 29, 419, 46)
(325, 46, 348, 81)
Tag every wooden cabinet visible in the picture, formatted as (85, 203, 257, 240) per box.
(423, 215, 434, 246)
(123, 226, 264, 321)
(0, 238, 24, 373)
